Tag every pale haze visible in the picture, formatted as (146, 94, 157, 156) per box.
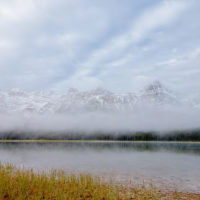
(0, 0, 200, 134)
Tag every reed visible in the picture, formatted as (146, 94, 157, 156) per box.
(0, 164, 199, 200)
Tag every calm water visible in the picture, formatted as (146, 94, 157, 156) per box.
(0, 141, 200, 193)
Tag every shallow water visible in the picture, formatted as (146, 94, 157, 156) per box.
(0, 141, 200, 193)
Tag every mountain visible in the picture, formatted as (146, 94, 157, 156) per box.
(139, 81, 178, 105)
(0, 82, 195, 114)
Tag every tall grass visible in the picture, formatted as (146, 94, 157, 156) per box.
(0, 164, 199, 200)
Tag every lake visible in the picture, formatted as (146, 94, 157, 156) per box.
(0, 141, 200, 193)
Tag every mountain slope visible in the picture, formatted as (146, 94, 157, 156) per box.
(0, 82, 194, 114)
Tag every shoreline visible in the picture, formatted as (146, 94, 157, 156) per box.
(0, 139, 200, 143)
(0, 164, 199, 200)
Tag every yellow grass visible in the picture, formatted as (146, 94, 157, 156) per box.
(0, 164, 199, 200)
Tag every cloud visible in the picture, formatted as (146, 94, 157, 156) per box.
(0, 0, 199, 96)
(53, 0, 188, 91)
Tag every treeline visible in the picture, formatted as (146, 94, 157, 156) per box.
(0, 129, 200, 141)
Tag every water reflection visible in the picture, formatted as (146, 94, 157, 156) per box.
(0, 141, 200, 193)
(0, 141, 200, 155)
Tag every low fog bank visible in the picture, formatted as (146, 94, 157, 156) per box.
(1, 82, 200, 140)
(0, 105, 200, 140)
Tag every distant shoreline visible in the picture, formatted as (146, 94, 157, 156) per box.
(1, 130, 200, 141)
(0, 139, 200, 143)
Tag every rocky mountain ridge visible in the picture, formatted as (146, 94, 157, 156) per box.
(0, 81, 198, 114)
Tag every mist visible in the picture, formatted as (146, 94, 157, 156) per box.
(0, 105, 200, 138)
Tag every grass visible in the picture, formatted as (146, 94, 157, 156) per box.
(0, 164, 199, 200)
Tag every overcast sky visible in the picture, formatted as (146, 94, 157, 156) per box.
(0, 0, 200, 96)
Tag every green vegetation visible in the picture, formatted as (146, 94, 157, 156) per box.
(0, 164, 199, 200)
(1, 129, 200, 141)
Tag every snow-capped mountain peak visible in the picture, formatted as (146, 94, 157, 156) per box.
(0, 82, 197, 114)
